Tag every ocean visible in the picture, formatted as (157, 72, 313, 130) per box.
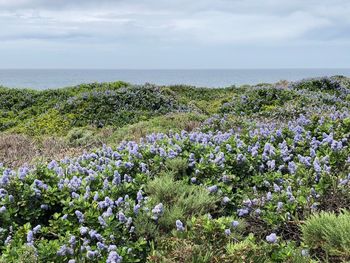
(1, 69, 350, 89)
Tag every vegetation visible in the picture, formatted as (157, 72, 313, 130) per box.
(301, 211, 350, 261)
(0, 76, 350, 262)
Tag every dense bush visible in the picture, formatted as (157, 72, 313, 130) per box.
(290, 76, 350, 96)
(58, 85, 188, 128)
(220, 86, 307, 117)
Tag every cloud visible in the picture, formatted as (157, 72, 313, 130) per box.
(0, 0, 349, 45)
(0, 0, 349, 68)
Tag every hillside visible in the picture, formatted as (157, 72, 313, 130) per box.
(0, 76, 350, 262)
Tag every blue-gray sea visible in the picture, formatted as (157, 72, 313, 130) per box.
(1, 69, 350, 89)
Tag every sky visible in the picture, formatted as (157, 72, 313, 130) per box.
(0, 0, 349, 69)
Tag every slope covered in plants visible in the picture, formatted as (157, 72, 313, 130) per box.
(0, 76, 350, 262)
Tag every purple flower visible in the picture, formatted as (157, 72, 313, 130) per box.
(75, 210, 84, 223)
(313, 158, 322, 174)
(34, 179, 48, 190)
(8, 195, 14, 202)
(266, 192, 273, 201)
(86, 250, 97, 259)
(80, 226, 89, 235)
(118, 212, 126, 223)
(288, 161, 297, 174)
(136, 190, 143, 202)
(108, 245, 117, 251)
(71, 192, 80, 199)
(277, 202, 283, 211)
(112, 171, 121, 185)
(27, 230, 34, 244)
(124, 162, 134, 169)
(98, 216, 107, 227)
(4, 235, 11, 245)
(152, 203, 164, 214)
(238, 208, 249, 217)
(266, 233, 278, 243)
(232, 220, 239, 228)
(224, 229, 231, 236)
(103, 207, 113, 218)
(207, 185, 218, 193)
(301, 249, 309, 257)
(57, 245, 69, 256)
(273, 183, 281, 192)
(107, 251, 122, 263)
(48, 160, 58, 169)
(339, 178, 349, 186)
(176, 220, 185, 231)
(242, 199, 252, 207)
(222, 196, 230, 204)
(267, 160, 276, 170)
(0, 206, 6, 213)
(97, 241, 107, 250)
(19, 166, 29, 179)
(40, 204, 49, 210)
(33, 225, 41, 234)
(133, 204, 141, 215)
(68, 235, 76, 247)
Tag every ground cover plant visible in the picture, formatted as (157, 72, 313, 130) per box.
(0, 76, 350, 262)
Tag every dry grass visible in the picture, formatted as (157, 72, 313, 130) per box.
(0, 133, 87, 168)
(0, 115, 202, 168)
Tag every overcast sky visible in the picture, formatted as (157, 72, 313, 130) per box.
(0, 0, 349, 69)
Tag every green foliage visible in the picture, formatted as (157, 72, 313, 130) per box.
(13, 109, 72, 136)
(65, 127, 95, 146)
(143, 173, 218, 231)
(221, 87, 305, 117)
(301, 210, 350, 260)
(226, 235, 313, 263)
(109, 113, 205, 143)
(290, 77, 345, 95)
(164, 157, 189, 179)
(0, 244, 38, 263)
(58, 84, 187, 128)
(1, 81, 193, 136)
(148, 215, 244, 262)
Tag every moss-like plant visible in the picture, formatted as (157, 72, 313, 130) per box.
(301, 210, 350, 260)
(142, 172, 218, 231)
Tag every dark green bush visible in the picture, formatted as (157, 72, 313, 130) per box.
(220, 87, 304, 116)
(290, 77, 349, 96)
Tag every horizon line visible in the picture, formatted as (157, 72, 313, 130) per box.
(1, 67, 350, 70)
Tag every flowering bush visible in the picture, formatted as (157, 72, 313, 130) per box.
(0, 77, 350, 262)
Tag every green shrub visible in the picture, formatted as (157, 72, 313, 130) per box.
(220, 87, 304, 117)
(13, 109, 72, 136)
(141, 173, 218, 231)
(0, 244, 38, 263)
(301, 210, 350, 260)
(58, 85, 187, 128)
(65, 127, 95, 146)
(164, 157, 189, 179)
(149, 216, 245, 262)
(290, 77, 346, 95)
(109, 113, 205, 143)
(148, 237, 213, 263)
